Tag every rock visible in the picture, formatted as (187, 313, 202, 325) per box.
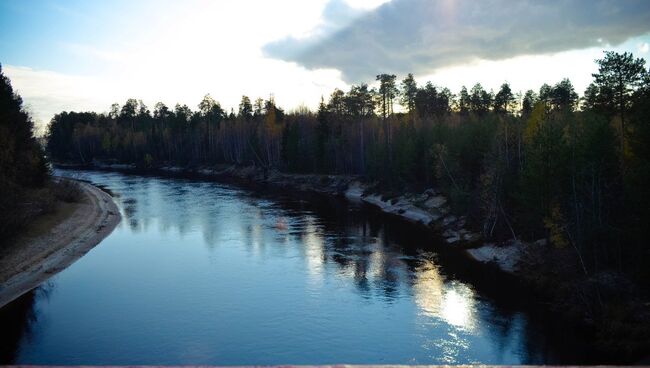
(400, 207, 435, 225)
(442, 215, 457, 226)
(427, 211, 442, 222)
(424, 188, 437, 196)
(466, 242, 526, 274)
(346, 182, 366, 201)
(423, 195, 447, 209)
(161, 166, 183, 173)
(456, 217, 466, 228)
(100, 163, 136, 170)
(443, 229, 461, 243)
(462, 231, 480, 242)
(362, 194, 386, 209)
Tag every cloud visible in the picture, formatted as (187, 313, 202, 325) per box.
(641, 42, 650, 53)
(263, 0, 650, 82)
(263, 0, 366, 61)
(2, 58, 347, 134)
(2, 66, 120, 130)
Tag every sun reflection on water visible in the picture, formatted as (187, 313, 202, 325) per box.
(413, 261, 445, 317)
(301, 218, 325, 287)
(413, 260, 478, 363)
(440, 282, 476, 331)
(413, 260, 476, 332)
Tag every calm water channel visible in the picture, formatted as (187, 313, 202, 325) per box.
(0, 169, 600, 365)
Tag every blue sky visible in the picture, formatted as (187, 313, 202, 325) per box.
(1, 0, 649, 131)
(1, 1, 153, 72)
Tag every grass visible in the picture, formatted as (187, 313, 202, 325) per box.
(0, 178, 83, 247)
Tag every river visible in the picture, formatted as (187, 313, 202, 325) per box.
(0, 169, 600, 365)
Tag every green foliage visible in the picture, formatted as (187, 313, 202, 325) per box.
(315, 99, 330, 172)
(414, 82, 451, 118)
(521, 90, 537, 117)
(376, 73, 398, 119)
(494, 83, 515, 114)
(551, 79, 579, 111)
(625, 81, 650, 281)
(238, 95, 253, 119)
(400, 73, 417, 114)
(458, 86, 470, 115)
(520, 104, 570, 224)
(44, 52, 650, 286)
(593, 51, 647, 118)
(0, 64, 50, 241)
(0, 67, 48, 188)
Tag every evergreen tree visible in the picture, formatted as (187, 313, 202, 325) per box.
(593, 51, 648, 136)
(521, 90, 537, 117)
(400, 73, 417, 114)
(238, 95, 253, 119)
(494, 83, 515, 114)
(376, 74, 398, 119)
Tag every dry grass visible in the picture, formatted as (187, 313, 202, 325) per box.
(51, 178, 83, 203)
(0, 178, 83, 246)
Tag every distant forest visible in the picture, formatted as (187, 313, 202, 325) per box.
(47, 51, 650, 287)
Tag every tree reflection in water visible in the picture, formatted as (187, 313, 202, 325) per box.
(0, 170, 607, 365)
(0, 284, 53, 363)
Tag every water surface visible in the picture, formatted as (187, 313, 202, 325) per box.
(0, 169, 597, 364)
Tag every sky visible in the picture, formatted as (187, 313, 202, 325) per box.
(1, 0, 650, 133)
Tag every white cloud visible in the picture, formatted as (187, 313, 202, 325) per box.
(3, 66, 119, 128)
(264, 0, 650, 82)
(5, 0, 649, 134)
(5, 0, 378, 131)
(641, 42, 650, 53)
(345, 0, 392, 9)
(4, 58, 347, 134)
(419, 49, 602, 96)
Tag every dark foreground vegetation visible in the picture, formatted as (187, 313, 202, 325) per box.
(0, 65, 48, 240)
(34, 51, 650, 357)
(0, 65, 81, 243)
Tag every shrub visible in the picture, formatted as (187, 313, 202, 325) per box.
(51, 179, 83, 203)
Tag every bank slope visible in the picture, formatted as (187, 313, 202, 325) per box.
(0, 179, 121, 308)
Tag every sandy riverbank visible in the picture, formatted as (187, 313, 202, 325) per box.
(0, 179, 121, 308)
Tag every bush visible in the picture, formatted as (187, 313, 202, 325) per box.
(51, 179, 82, 203)
(0, 186, 55, 245)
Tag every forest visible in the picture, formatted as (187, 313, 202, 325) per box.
(46, 51, 650, 293)
(0, 65, 51, 240)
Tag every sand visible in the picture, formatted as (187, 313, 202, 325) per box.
(0, 179, 121, 308)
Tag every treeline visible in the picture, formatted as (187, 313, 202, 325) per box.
(47, 51, 650, 286)
(0, 64, 50, 240)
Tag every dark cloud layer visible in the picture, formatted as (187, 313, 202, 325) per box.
(263, 0, 650, 82)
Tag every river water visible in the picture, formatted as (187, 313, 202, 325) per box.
(0, 169, 599, 365)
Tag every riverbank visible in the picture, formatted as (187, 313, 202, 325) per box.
(50, 162, 554, 273)
(62, 162, 484, 239)
(0, 179, 121, 308)
(55, 161, 650, 361)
